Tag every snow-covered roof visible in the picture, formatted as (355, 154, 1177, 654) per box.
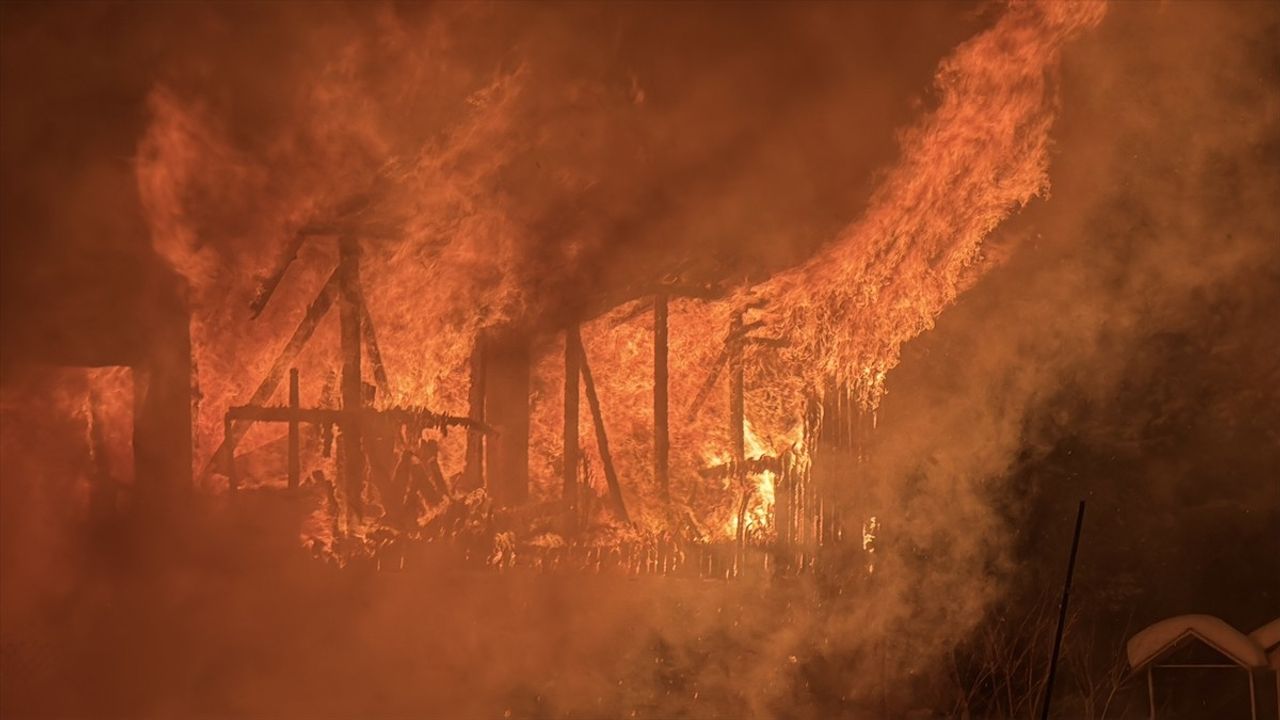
(1249, 617, 1280, 669)
(1126, 614, 1268, 670)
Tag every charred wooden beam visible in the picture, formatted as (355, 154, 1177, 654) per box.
(564, 324, 581, 526)
(133, 277, 194, 509)
(583, 277, 723, 325)
(359, 300, 392, 404)
(729, 310, 747, 565)
(201, 269, 338, 480)
(337, 236, 364, 519)
(484, 329, 530, 507)
(698, 454, 782, 480)
(686, 316, 771, 421)
(87, 386, 116, 522)
(249, 233, 307, 319)
(226, 404, 492, 433)
(609, 297, 655, 328)
(729, 311, 745, 463)
(287, 368, 300, 490)
(225, 415, 237, 492)
(571, 331, 629, 523)
(686, 345, 729, 422)
(462, 337, 486, 491)
(654, 293, 669, 502)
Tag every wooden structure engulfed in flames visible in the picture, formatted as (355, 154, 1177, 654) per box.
(210, 230, 874, 577)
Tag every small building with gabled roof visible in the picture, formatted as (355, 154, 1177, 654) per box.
(1127, 614, 1278, 720)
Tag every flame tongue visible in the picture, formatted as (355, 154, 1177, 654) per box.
(133, 1, 1106, 539)
(757, 0, 1107, 411)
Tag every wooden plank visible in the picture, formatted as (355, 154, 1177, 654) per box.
(359, 300, 392, 403)
(686, 345, 729, 421)
(200, 268, 338, 480)
(572, 331, 629, 523)
(225, 414, 237, 491)
(87, 386, 115, 522)
(249, 232, 307, 319)
(686, 318, 764, 422)
(288, 368, 300, 490)
(654, 293, 669, 502)
(463, 336, 486, 491)
(337, 236, 364, 519)
(484, 329, 531, 507)
(226, 404, 490, 432)
(729, 311, 745, 463)
(564, 325, 581, 525)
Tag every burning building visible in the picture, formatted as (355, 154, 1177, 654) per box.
(2, 1, 1278, 718)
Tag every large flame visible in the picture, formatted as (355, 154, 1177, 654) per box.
(133, 0, 1105, 542)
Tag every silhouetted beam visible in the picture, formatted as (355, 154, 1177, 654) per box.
(463, 337, 486, 491)
(249, 233, 307, 319)
(359, 300, 392, 402)
(201, 269, 338, 480)
(564, 324, 581, 524)
(729, 310, 747, 563)
(226, 405, 491, 433)
(571, 332, 629, 523)
(686, 317, 768, 421)
(288, 368, 300, 490)
(730, 311, 745, 463)
(654, 293, 669, 502)
(687, 346, 729, 422)
(225, 415, 237, 491)
(484, 330, 531, 507)
(338, 236, 364, 518)
(87, 386, 116, 522)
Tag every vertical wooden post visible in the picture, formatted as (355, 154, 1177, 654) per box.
(133, 271, 193, 516)
(199, 271, 336, 482)
(484, 328, 530, 507)
(564, 324, 581, 527)
(776, 454, 792, 564)
(654, 293, 670, 502)
(337, 236, 364, 519)
(729, 310, 745, 463)
(358, 301, 392, 403)
(463, 335, 486, 491)
(573, 331, 629, 523)
(287, 368, 300, 490)
(224, 414, 237, 492)
(729, 310, 746, 569)
(87, 387, 116, 522)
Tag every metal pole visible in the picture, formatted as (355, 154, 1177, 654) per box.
(1040, 500, 1086, 720)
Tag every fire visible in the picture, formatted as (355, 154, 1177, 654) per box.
(0, 367, 134, 516)
(731, 420, 788, 540)
(128, 0, 1105, 561)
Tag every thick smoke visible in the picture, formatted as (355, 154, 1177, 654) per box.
(118, 2, 989, 483)
(3, 1, 1278, 718)
(837, 0, 1280, 710)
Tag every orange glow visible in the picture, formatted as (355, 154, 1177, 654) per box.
(129, 1, 1105, 557)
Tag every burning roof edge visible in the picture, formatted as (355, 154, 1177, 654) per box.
(1126, 614, 1270, 671)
